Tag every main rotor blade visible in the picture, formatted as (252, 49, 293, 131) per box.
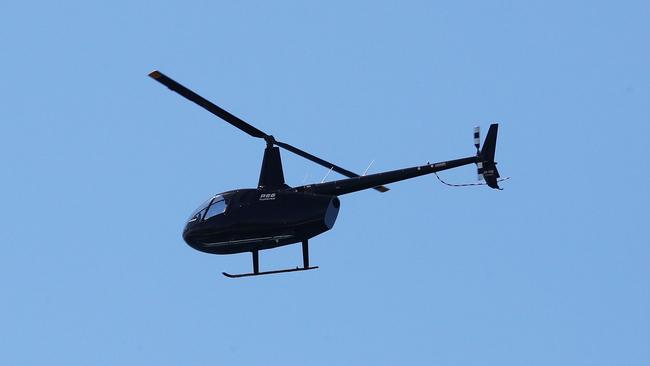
(275, 140, 389, 192)
(149, 70, 268, 139)
(150, 70, 388, 193)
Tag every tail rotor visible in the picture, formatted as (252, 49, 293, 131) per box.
(434, 123, 507, 189)
(474, 126, 485, 182)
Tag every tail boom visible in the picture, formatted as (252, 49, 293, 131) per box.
(291, 123, 503, 195)
(292, 156, 478, 196)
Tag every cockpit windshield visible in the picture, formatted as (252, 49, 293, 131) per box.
(187, 195, 228, 223)
(187, 197, 212, 222)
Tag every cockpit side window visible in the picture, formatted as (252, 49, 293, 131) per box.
(204, 197, 227, 220)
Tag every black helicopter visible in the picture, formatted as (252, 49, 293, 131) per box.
(149, 70, 504, 278)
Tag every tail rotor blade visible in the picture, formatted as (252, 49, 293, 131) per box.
(474, 126, 482, 181)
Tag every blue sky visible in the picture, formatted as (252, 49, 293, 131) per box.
(1, 1, 648, 365)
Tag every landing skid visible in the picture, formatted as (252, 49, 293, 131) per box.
(223, 266, 318, 278)
(222, 240, 317, 279)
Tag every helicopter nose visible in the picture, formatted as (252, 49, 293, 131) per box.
(182, 224, 197, 245)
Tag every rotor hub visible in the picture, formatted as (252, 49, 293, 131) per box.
(264, 135, 277, 147)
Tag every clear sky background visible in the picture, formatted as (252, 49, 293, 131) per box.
(1, 1, 648, 365)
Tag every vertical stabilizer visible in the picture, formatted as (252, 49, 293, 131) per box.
(478, 123, 501, 189)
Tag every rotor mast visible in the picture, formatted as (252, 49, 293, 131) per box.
(258, 144, 287, 190)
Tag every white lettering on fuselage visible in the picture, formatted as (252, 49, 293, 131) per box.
(259, 193, 276, 201)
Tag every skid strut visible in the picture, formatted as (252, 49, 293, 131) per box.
(222, 240, 318, 278)
(252, 250, 259, 274)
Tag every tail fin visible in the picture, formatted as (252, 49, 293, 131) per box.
(477, 123, 501, 189)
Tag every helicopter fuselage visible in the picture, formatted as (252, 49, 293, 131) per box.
(183, 189, 340, 254)
(149, 69, 503, 277)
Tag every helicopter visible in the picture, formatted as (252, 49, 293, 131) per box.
(149, 70, 504, 278)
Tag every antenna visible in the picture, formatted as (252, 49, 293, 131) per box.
(321, 166, 334, 183)
(362, 160, 375, 176)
